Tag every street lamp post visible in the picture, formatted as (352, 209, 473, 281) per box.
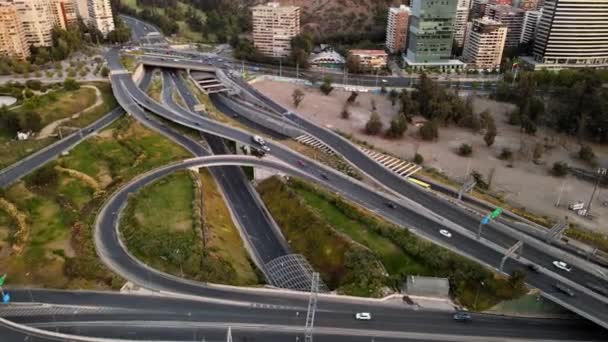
(586, 168, 607, 217)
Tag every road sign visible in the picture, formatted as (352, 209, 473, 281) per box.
(481, 216, 490, 225)
(490, 207, 503, 219)
(2, 292, 10, 304)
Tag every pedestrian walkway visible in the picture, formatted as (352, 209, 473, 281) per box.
(294, 134, 335, 155)
(361, 148, 421, 178)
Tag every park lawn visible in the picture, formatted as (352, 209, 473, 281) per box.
(0, 136, 55, 169)
(0, 115, 190, 289)
(68, 82, 119, 128)
(292, 183, 426, 276)
(14, 87, 97, 126)
(199, 169, 259, 285)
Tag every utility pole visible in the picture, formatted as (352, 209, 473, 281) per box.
(304, 272, 320, 342)
(279, 59, 283, 78)
(586, 168, 606, 217)
(226, 326, 232, 342)
(555, 180, 566, 207)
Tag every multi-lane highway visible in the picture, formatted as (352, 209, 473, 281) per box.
(102, 54, 608, 331)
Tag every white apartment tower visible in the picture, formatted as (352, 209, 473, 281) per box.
(453, 0, 471, 47)
(462, 17, 507, 70)
(386, 5, 411, 54)
(251, 2, 300, 58)
(533, 0, 608, 68)
(87, 0, 114, 35)
(520, 9, 541, 44)
(11, 0, 55, 47)
(0, 1, 29, 59)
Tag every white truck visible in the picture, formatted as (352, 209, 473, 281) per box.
(568, 201, 585, 211)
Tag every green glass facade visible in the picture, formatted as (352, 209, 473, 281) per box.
(406, 0, 458, 63)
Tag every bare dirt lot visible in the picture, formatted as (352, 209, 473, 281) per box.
(252, 80, 608, 234)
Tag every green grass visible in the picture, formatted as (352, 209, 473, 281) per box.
(257, 177, 387, 296)
(0, 116, 191, 289)
(13, 87, 97, 126)
(0, 137, 55, 169)
(147, 74, 162, 102)
(293, 185, 426, 276)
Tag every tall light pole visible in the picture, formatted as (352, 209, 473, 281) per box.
(586, 167, 606, 217)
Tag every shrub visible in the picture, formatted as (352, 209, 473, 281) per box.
(498, 148, 513, 161)
(27, 164, 58, 187)
(63, 78, 80, 91)
(419, 120, 439, 141)
(578, 145, 595, 164)
(320, 76, 333, 95)
(552, 161, 569, 177)
(385, 113, 407, 138)
(471, 170, 488, 190)
(413, 153, 424, 164)
(533, 143, 544, 162)
(100, 66, 109, 77)
(365, 111, 383, 135)
(484, 125, 497, 147)
(346, 91, 358, 104)
(458, 143, 473, 157)
(341, 106, 350, 119)
(292, 88, 305, 108)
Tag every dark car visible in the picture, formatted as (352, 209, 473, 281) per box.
(453, 312, 472, 322)
(320, 173, 329, 180)
(527, 264, 540, 273)
(386, 202, 397, 209)
(554, 283, 575, 297)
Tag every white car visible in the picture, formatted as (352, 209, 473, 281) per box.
(552, 261, 572, 272)
(252, 135, 266, 146)
(439, 229, 452, 238)
(261, 145, 271, 152)
(355, 312, 372, 320)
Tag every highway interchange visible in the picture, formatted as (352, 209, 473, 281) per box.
(0, 16, 607, 341)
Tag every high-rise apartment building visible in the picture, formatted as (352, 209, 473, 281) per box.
(453, 0, 471, 47)
(51, 0, 79, 29)
(462, 17, 507, 70)
(520, 9, 541, 44)
(486, 5, 525, 48)
(12, 0, 54, 47)
(252, 2, 300, 58)
(530, 0, 608, 69)
(470, 0, 488, 19)
(519, 0, 541, 10)
(87, 0, 114, 35)
(385, 5, 410, 54)
(0, 1, 29, 59)
(74, 0, 88, 21)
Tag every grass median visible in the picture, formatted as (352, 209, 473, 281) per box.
(258, 176, 528, 309)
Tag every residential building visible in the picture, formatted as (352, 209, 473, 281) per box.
(385, 4, 410, 54)
(251, 2, 300, 58)
(349, 50, 388, 69)
(87, 0, 114, 35)
(462, 17, 507, 70)
(74, 0, 88, 21)
(404, 0, 466, 71)
(486, 5, 525, 48)
(526, 0, 608, 69)
(520, 9, 541, 44)
(12, 0, 54, 47)
(470, 0, 488, 19)
(518, 0, 541, 10)
(49, 0, 79, 29)
(486, 0, 512, 7)
(453, 0, 471, 47)
(0, 2, 29, 59)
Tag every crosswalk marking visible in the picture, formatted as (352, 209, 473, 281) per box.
(360, 148, 421, 179)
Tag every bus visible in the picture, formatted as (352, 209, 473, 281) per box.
(408, 178, 431, 190)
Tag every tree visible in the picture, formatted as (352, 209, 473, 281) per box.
(458, 143, 473, 157)
(552, 161, 569, 177)
(484, 124, 497, 147)
(320, 76, 333, 95)
(347, 91, 359, 104)
(419, 120, 439, 141)
(578, 145, 595, 164)
(533, 142, 544, 162)
(389, 89, 399, 106)
(370, 98, 377, 111)
(28, 164, 57, 187)
(413, 153, 424, 164)
(346, 54, 362, 74)
(100, 66, 109, 77)
(0, 106, 21, 135)
(20, 112, 42, 132)
(341, 106, 350, 119)
(292, 89, 305, 108)
(63, 78, 79, 91)
(365, 111, 383, 135)
(386, 113, 407, 138)
(498, 148, 513, 161)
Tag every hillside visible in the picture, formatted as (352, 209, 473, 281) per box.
(251, 0, 397, 37)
